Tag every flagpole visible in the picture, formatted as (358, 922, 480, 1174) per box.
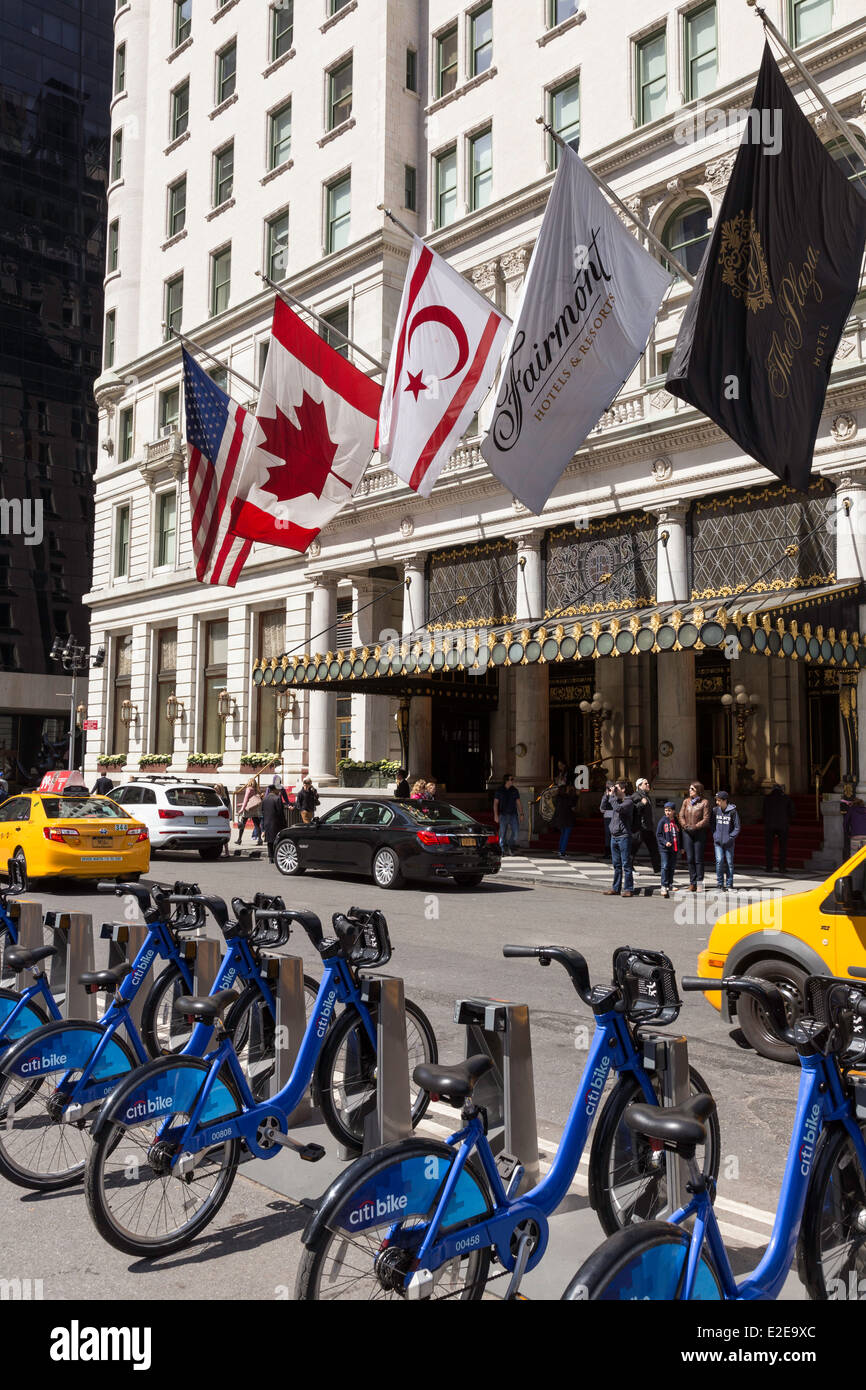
(377, 204, 417, 241)
(164, 324, 259, 397)
(255, 271, 387, 375)
(748, 1, 866, 165)
(537, 119, 696, 286)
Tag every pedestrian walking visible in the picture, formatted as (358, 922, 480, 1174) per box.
(678, 780, 710, 890)
(712, 790, 740, 890)
(394, 768, 411, 799)
(600, 782, 615, 859)
(632, 777, 661, 872)
(763, 783, 794, 873)
(601, 782, 635, 896)
(92, 771, 114, 796)
(551, 760, 576, 858)
(493, 773, 524, 855)
(844, 797, 866, 855)
(261, 783, 287, 864)
(270, 773, 291, 810)
(296, 777, 320, 824)
(213, 782, 232, 855)
(656, 801, 680, 897)
(237, 778, 263, 846)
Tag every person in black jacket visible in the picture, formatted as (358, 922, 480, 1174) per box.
(632, 778, 661, 872)
(261, 784, 287, 863)
(763, 783, 794, 873)
(600, 782, 635, 896)
(393, 768, 411, 799)
(296, 778, 320, 824)
(92, 772, 114, 796)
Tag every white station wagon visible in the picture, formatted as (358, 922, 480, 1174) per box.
(112, 777, 230, 859)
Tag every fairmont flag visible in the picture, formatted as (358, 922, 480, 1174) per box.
(231, 299, 382, 552)
(378, 236, 510, 496)
(182, 349, 254, 587)
(481, 145, 672, 514)
(666, 44, 866, 491)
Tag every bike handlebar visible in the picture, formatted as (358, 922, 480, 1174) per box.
(629, 958, 659, 983)
(849, 966, 866, 980)
(252, 907, 324, 949)
(503, 943, 592, 1005)
(682, 974, 795, 1045)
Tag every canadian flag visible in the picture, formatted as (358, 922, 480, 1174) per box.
(230, 299, 382, 552)
(378, 237, 510, 496)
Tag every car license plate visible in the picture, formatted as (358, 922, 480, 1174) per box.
(194, 816, 207, 825)
(82, 856, 122, 863)
(461, 837, 476, 847)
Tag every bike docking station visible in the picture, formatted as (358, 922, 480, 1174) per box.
(639, 1031, 691, 1216)
(453, 997, 540, 1193)
(29, 904, 98, 1022)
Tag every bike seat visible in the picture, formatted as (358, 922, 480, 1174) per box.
(78, 962, 133, 993)
(172, 988, 238, 1023)
(3, 944, 56, 973)
(413, 1054, 493, 1103)
(625, 1093, 716, 1156)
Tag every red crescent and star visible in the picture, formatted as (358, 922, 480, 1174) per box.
(403, 304, 470, 402)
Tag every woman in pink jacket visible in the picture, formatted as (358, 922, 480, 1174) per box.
(236, 778, 263, 846)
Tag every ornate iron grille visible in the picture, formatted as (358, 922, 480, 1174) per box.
(427, 539, 516, 630)
(545, 513, 657, 617)
(691, 479, 834, 601)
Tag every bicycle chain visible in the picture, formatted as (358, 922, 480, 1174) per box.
(435, 1263, 512, 1301)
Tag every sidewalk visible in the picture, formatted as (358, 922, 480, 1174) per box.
(495, 850, 823, 897)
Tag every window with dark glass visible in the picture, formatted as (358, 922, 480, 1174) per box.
(112, 635, 133, 755)
(164, 273, 183, 339)
(203, 619, 228, 755)
(114, 43, 126, 95)
(154, 491, 177, 568)
(256, 610, 284, 754)
(636, 30, 666, 125)
(271, 1, 293, 59)
(435, 147, 457, 227)
(437, 26, 458, 96)
(269, 101, 292, 167)
(321, 305, 349, 358)
(470, 7, 492, 75)
(213, 142, 234, 204)
(216, 40, 237, 103)
(118, 407, 133, 463)
(406, 47, 417, 90)
(159, 385, 180, 433)
(469, 128, 492, 210)
(549, 78, 579, 166)
(210, 246, 231, 316)
(168, 176, 187, 235)
(266, 210, 289, 279)
(328, 58, 352, 129)
(154, 628, 178, 756)
(662, 199, 712, 277)
(549, 0, 577, 26)
(326, 174, 351, 252)
(171, 80, 190, 138)
(114, 504, 130, 577)
(174, 0, 191, 47)
(404, 164, 416, 211)
(111, 128, 123, 180)
(107, 219, 119, 273)
(104, 310, 116, 367)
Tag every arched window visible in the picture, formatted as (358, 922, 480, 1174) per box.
(828, 137, 866, 200)
(662, 198, 711, 278)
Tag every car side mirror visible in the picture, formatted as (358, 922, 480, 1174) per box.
(835, 875, 854, 908)
(310, 816, 320, 826)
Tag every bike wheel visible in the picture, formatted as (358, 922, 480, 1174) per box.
(295, 1139, 492, 1300)
(140, 964, 197, 1057)
(84, 1059, 241, 1258)
(799, 1121, 866, 1301)
(225, 975, 320, 1100)
(316, 999, 437, 1154)
(563, 1220, 724, 1300)
(589, 1065, 721, 1235)
(0, 1031, 138, 1191)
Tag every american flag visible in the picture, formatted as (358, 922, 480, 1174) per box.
(182, 348, 254, 587)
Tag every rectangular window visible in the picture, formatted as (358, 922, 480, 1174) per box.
(112, 634, 133, 756)
(171, 80, 190, 139)
(118, 407, 133, 463)
(107, 219, 119, 273)
(210, 246, 231, 316)
(111, 128, 123, 181)
(114, 43, 126, 95)
(114, 505, 130, 577)
(435, 146, 457, 227)
(330, 0, 351, 12)
(328, 58, 352, 130)
(164, 273, 183, 339)
(549, 78, 580, 167)
(636, 30, 666, 125)
(258, 340, 270, 382)
(159, 385, 180, 433)
(104, 310, 116, 368)
(266, 210, 289, 280)
(155, 628, 178, 757)
(208, 365, 228, 392)
(216, 40, 237, 104)
(168, 176, 187, 235)
(336, 694, 352, 764)
(203, 618, 228, 756)
(550, 0, 577, 25)
(684, 3, 717, 102)
(326, 174, 351, 253)
(469, 128, 492, 211)
(269, 100, 292, 168)
(790, 0, 832, 44)
(256, 610, 284, 754)
(406, 47, 417, 90)
(404, 163, 416, 211)
(271, 1, 293, 60)
(154, 491, 177, 568)
(471, 6, 492, 76)
(174, 0, 191, 47)
(437, 26, 458, 96)
(321, 305, 349, 359)
(213, 142, 234, 205)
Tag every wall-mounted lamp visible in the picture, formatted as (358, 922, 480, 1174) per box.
(165, 691, 184, 724)
(76, 703, 86, 729)
(275, 689, 295, 718)
(843, 496, 853, 517)
(119, 698, 137, 727)
(659, 530, 670, 549)
(518, 555, 527, 570)
(217, 688, 234, 721)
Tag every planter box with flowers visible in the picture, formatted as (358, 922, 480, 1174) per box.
(186, 753, 223, 772)
(337, 758, 402, 789)
(97, 754, 126, 769)
(239, 752, 280, 775)
(138, 754, 171, 771)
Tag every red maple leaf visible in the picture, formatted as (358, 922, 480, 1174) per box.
(258, 392, 350, 503)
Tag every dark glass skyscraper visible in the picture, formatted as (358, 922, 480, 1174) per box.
(0, 0, 112, 780)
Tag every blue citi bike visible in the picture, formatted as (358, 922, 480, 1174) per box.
(564, 969, 866, 1301)
(293, 942, 722, 1300)
(83, 904, 437, 1257)
(0, 881, 318, 1190)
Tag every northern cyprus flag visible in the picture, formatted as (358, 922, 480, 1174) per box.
(230, 299, 382, 552)
(378, 237, 510, 496)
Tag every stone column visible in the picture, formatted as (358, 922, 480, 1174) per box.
(737, 653, 771, 791)
(400, 552, 426, 638)
(835, 468, 866, 584)
(307, 573, 338, 784)
(515, 533, 544, 623)
(593, 660, 625, 782)
(649, 503, 689, 604)
(653, 652, 697, 796)
(515, 665, 549, 841)
(500, 246, 531, 319)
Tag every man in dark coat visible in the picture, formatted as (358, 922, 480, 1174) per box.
(600, 782, 635, 896)
(92, 771, 114, 796)
(632, 777, 661, 872)
(763, 783, 795, 873)
(261, 784, 287, 863)
(393, 768, 411, 799)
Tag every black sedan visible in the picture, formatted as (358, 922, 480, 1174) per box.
(272, 798, 501, 889)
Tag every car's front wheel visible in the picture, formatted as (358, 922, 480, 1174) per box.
(735, 958, 809, 1063)
(372, 846, 402, 890)
(274, 838, 305, 876)
(12, 849, 29, 891)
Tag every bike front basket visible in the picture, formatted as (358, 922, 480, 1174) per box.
(340, 907, 392, 968)
(803, 974, 866, 1061)
(612, 946, 681, 1026)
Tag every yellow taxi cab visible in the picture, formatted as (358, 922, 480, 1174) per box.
(0, 789, 150, 887)
(696, 845, 866, 1062)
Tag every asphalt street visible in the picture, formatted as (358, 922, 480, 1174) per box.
(0, 855, 810, 1300)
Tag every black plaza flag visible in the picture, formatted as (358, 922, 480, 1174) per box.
(666, 44, 866, 491)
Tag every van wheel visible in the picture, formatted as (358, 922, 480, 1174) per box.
(736, 959, 809, 1063)
(12, 849, 29, 892)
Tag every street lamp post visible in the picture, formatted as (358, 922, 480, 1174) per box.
(49, 635, 105, 771)
(720, 684, 760, 793)
(579, 690, 613, 765)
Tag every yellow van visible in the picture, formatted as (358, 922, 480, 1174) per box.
(696, 846, 866, 1061)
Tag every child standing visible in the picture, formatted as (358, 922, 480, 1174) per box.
(655, 801, 680, 898)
